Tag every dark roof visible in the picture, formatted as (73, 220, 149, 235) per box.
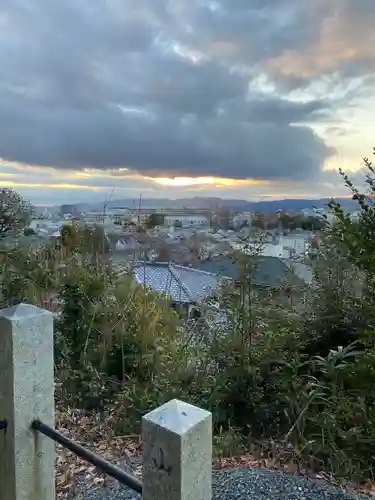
(133, 262, 220, 303)
(192, 256, 304, 288)
(0, 233, 49, 250)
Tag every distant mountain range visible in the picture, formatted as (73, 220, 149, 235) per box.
(98, 197, 357, 213)
(38, 197, 357, 213)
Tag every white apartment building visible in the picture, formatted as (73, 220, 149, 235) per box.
(231, 241, 287, 258)
(164, 215, 209, 228)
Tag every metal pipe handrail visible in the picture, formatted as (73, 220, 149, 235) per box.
(31, 419, 143, 494)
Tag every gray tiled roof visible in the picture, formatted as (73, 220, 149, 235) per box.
(283, 259, 313, 284)
(192, 256, 305, 288)
(133, 262, 220, 303)
(172, 265, 219, 302)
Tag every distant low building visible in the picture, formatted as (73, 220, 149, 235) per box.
(82, 213, 117, 230)
(60, 204, 77, 216)
(301, 208, 316, 218)
(164, 215, 209, 228)
(280, 233, 310, 256)
(231, 241, 287, 258)
(29, 219, 70, 236)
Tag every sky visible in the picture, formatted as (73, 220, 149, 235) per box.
(0, 0, 375, 205)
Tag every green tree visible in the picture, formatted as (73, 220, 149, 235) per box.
(329, 150, 375, 273)
(155, 243, 172, 262)
(213, 206, 232, 229)
(56, 262, 109, 367)
(146, 213, 164, 228)
(251, 216, 265, 229)
(82, 224, 111, 255)
(0, 188, 33, 238)
(60, 224, 81, 249)
(299, 216, 325, 231)
(279, 214, 297, 231)
(0, 242, 65, 308)
(60, 223, 110, 255)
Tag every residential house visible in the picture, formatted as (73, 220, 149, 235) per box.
(192, 256, 305, 291)
(132, 262, 222, 319)
(133, 262, 219, 302)
(109, 233, 147, 267)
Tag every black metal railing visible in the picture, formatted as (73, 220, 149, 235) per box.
(31, 420, 143, 494)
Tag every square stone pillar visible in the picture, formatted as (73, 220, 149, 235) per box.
(142, 399, 212, 500)
(0, 304, 55, 500)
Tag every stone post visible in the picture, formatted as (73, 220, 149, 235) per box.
(0, 304, 55, 500)
(142, 399, 212, 500)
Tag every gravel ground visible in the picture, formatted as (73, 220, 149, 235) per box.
(74, 468, 366, 500)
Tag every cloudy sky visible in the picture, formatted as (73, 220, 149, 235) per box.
(0, 0, 374, 205)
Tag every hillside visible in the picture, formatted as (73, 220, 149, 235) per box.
(42, 197, 357, 213)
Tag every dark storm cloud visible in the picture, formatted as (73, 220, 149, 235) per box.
(0, 0, 372, 180)
(189, 1, 329, 63)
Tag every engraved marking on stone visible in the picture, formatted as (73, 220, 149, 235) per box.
(153, 447, 172, 474)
